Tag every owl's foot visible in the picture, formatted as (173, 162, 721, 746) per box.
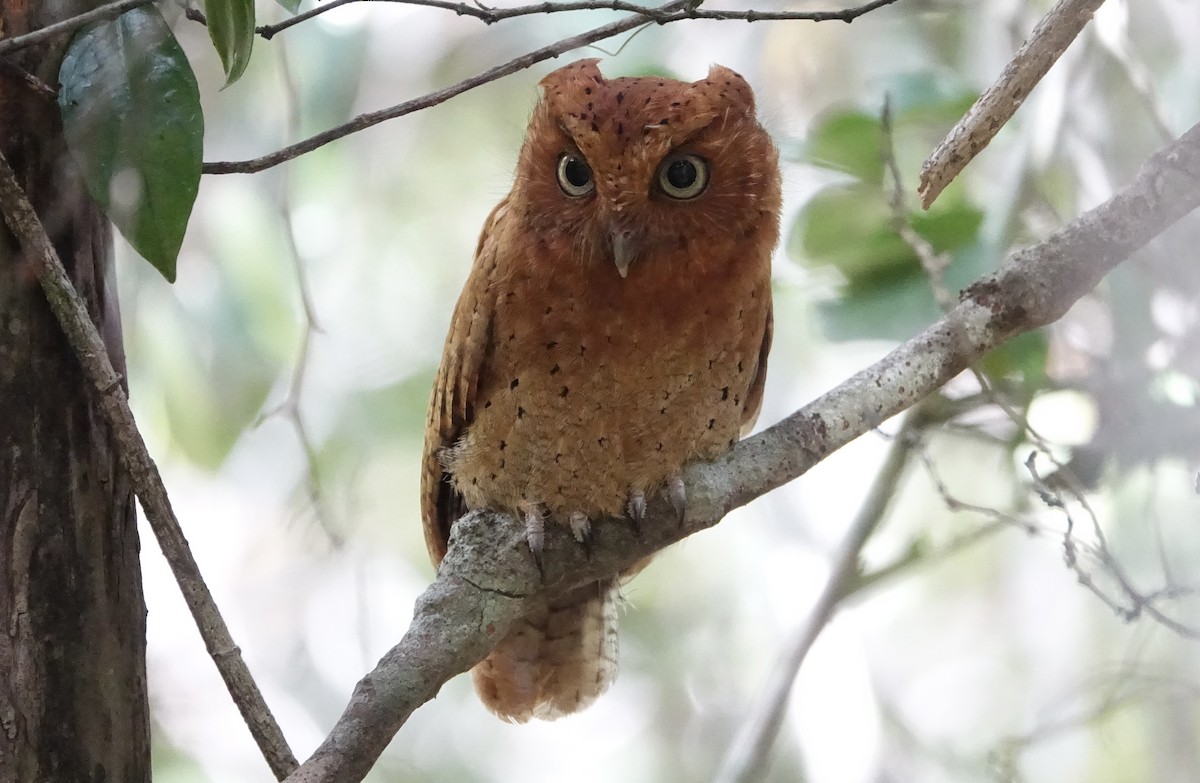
(667, 473, 687, 525)
(626, 488, 647, 535)
(569, 511, 593, 556)
(520, 500, 546, 578)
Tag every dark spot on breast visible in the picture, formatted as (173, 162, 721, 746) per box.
(508, 332, 516, 341)
(555, 453, 562, 463)
(737, 307, 744, 318)
(616, 91, 625, 104)
(550, 363, 560, 375)
(737, 361, 744, 373)
(544, 305, 553, 315)
(585, 87, 592, 94)
(471, 477, 478, 485)
(617, 122, 624, 135)
(656, 442, 663, 451)
(660, 407, 667, 415)
(560, 386, 569, 398)
(510, 378, 519, 389)
(489, 472, 496, 480)
(598, 437, 606, 446)
(659, 118, 669, 125)
(484, 400, 492, 409)
(580, 345, 587, 355)
(499, 440, 507, 451)
(517, 406, 525, 419)
(734, 394, 741, 405)
(499, 459, 505, 468)
(591, 121, 599, 133)
(707, 419, 716, 429)
(721, 386, 729, 400)
(545, 340, 558, 349)
(708, 359, 715, 369)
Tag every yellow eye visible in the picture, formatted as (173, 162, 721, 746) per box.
(557, 153, 594, 197)
(657, 154, 708, 200)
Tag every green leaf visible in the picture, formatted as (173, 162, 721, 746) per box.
(980, 330, 1048, 389)
(816, 269, 942, 342)
(205, 0, 255, 85)
(805, 110, 884, 184)
(58, 6, 203, 282)
(910, 201, 984, 253)
(791, 183, 917, 284)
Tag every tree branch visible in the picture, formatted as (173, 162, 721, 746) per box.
(204, 0, 903, 174)
(715, 408, 920, 783)
(0, 149, 299, 780)
(256, 0, 904, 40)
(918, 0, 1107, 207)
(281, 120, 1200, 783)
(0, 0, 154, 55)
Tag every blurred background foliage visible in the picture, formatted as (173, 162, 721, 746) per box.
(118, 0, 1200, 781)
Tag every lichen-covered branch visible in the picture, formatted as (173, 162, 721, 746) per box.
(282, 121, 1200, 783)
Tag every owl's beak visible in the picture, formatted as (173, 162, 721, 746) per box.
(610, 230, 639, 278)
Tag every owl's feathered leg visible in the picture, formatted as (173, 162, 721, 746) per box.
(520, 500, 546, 577)
(568, 510, 593, 555)
(625, 487, 646, 534)
(667, 472, 687, 524)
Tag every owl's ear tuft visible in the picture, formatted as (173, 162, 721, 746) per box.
(540, 58, 606, 100)
(700, 65, 756, 113)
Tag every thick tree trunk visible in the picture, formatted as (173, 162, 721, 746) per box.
(0, 2, 151, 781)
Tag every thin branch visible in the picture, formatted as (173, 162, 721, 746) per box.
(882, 95, 956, 311)
(257, 37, 340, 543)
(0, 0, 153, 55)
(714, 412, 920, 783)
(205, 0, 903, 174)
(257, 0, 904, 39)
(0, 150, 299, 780)
(281, 118, 1200, 783)
(918, 0, 1107, 208)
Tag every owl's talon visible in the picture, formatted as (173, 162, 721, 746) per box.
(521, 502, 546, 578)
(626, 488, 646, 535)
(668, 473, 686, 525)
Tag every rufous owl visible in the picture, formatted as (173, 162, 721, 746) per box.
(421, 59, 780, 722)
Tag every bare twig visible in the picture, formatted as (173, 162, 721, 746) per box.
(257, 37, 339, 542)
(882, 95, 956, 310)
(0, 149, 299, 780)
(1024, 454, 1200, 639)
(281, 119, 1200, 783)
(715, 413, 919, 783)
(0, 0, 154, 55)
(257, 0, 903, 39)
(918, 0, 1107, 208)
(206, 0, 903, 174)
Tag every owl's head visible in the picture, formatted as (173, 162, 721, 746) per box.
(512, 59, 781, 278)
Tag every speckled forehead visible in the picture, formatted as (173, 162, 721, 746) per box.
(537, 60, 753, 172)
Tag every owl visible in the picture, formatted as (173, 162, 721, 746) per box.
(421, 58, 781, 722)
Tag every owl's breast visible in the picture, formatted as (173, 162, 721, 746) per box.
(447, 248, 770, 521)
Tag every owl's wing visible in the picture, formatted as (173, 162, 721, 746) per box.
(740, 300, 773, 436)
(421, 200, 508, 566)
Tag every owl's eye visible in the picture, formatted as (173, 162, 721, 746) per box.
(557, 153, 594, 197)
(657, 154, 709, 200)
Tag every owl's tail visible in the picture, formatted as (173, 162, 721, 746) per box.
(472, 577, 619, 722)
